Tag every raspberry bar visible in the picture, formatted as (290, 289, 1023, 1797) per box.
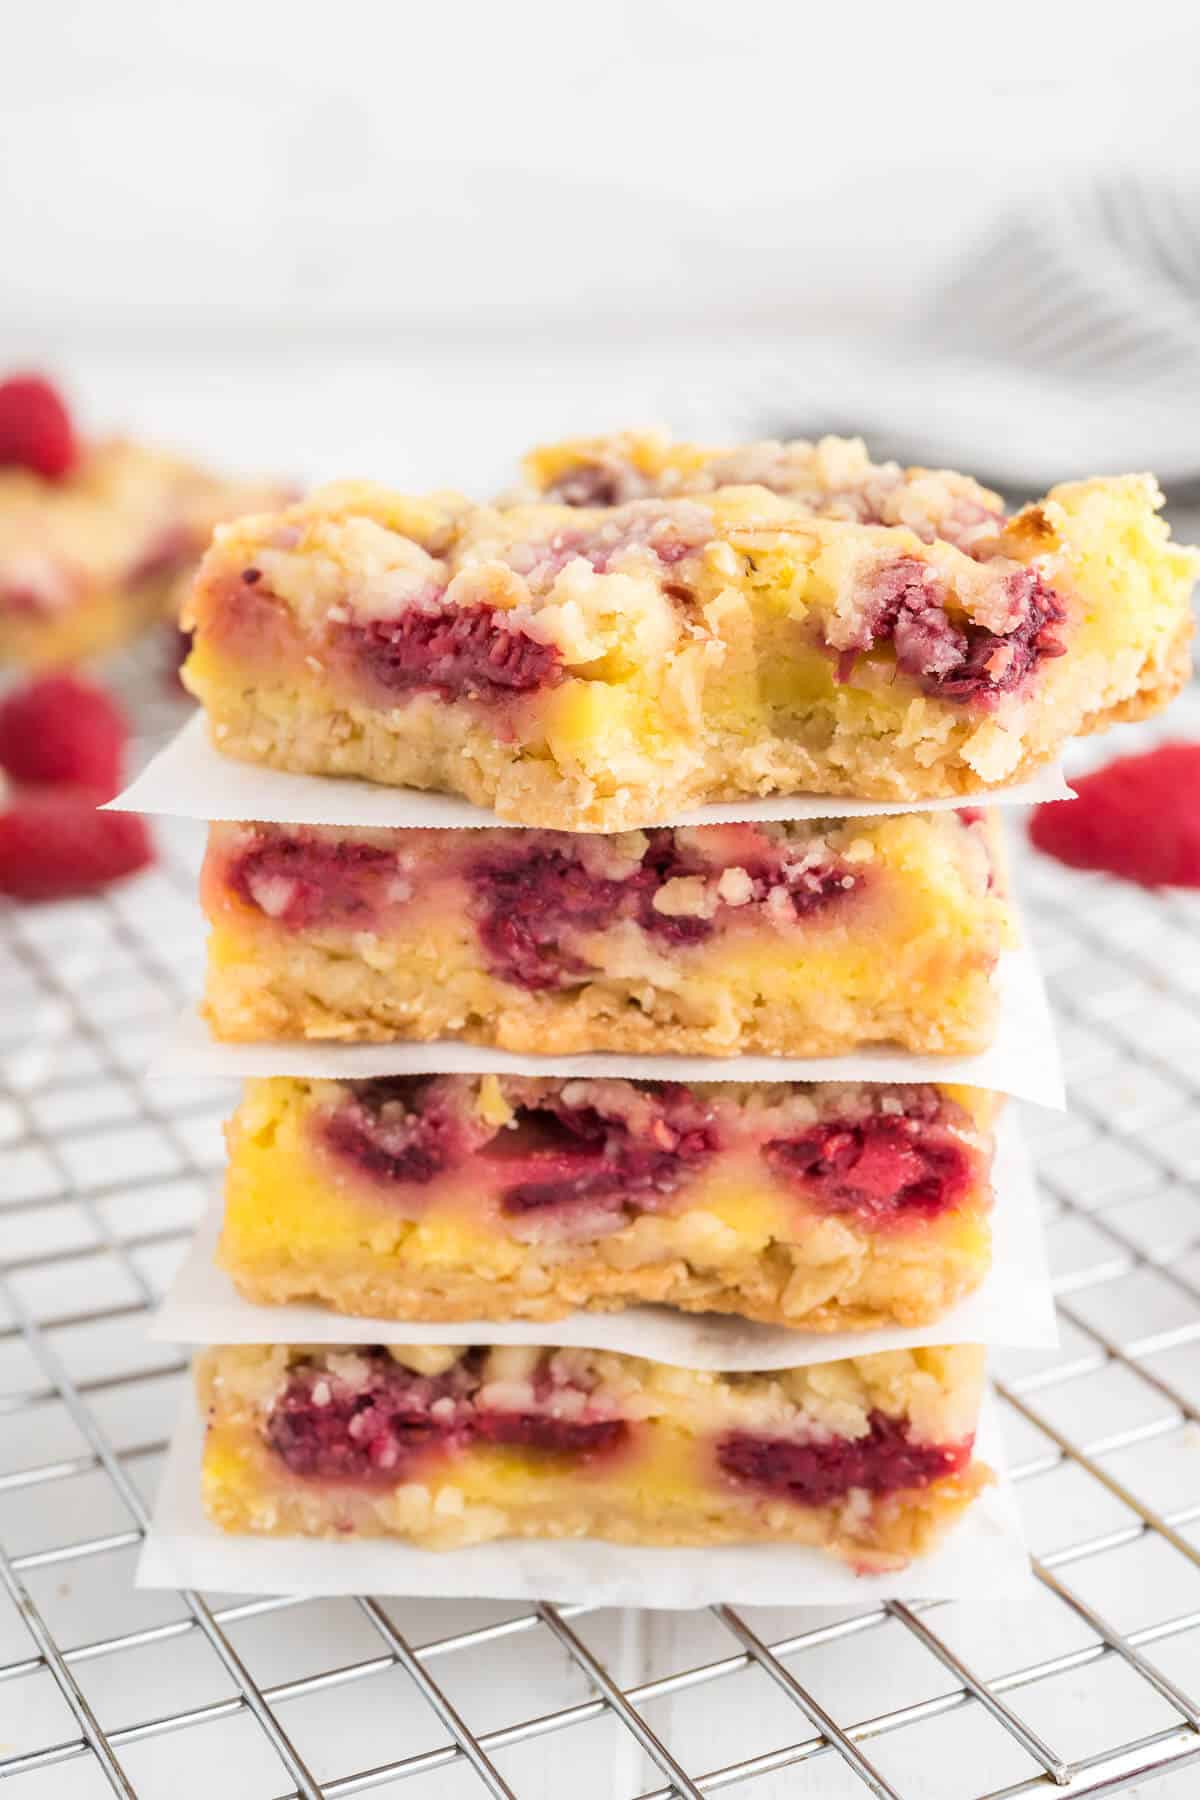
(0, 380, 291, 666)
(198, 1342, 989, 1567)
(220, 1075, 996, 1328)
(182, 445, 1196, 826)
(201, 813, 1011, 1055)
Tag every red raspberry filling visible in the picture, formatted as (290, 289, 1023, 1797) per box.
(495, 1087, 717, 1231)
(229, 832, 402, 930)
(470, 830, 861, 990)
(837, 559, 1066, 705)
(764, 1113, 972, 1225)
(267, 1353, 479, 1482)
(266, 1351, 627, 1482)
(322, 1078, 463, 1185)
(1029, 742, 1200, 889)
(471, 848, 628, 989)
(632, 832, 717, 946)
(473, 1412, 628, 1457)
(340, 601, 562, 702)
(718, 1413, 972, 1505)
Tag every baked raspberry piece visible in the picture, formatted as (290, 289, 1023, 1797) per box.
(263, 1347, 627, 1483)
(184, 439, 1196, 823)
(764, 1099, 973, 1227)
(217, 1075, 996, 1329)
(472, 1411, 629, 1457)
(346, 602, 563, 700)
(1030, 742, 1200, 888)
(266, 1349, 477, 1481)
(493, 1082, 718, 1231)
(201, 811, 1008, 1058)
(199, 1342, 989, 1568)
(468, 847, 629, 989)
(717, 1412, 973, 1503)
(838, 559, 1066, 705)
(320, 1077, 465, 1186)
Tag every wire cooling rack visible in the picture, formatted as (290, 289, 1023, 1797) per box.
(2, 647, 1200, 1799)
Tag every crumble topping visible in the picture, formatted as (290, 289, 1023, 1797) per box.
(524, 432, 1006, 555)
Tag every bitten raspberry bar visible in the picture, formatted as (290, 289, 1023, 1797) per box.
(199, 1342, 989, 1567)
(201, 813, 1012, 1055)
(182, 442, 1197, 826)
(0, 380, 292, 666)
(220, 1075, 997, 1329)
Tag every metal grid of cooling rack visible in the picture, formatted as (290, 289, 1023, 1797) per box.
(2, 657, 1200, 1798)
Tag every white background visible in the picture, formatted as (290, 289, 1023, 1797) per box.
(5, 1, 1200, 492)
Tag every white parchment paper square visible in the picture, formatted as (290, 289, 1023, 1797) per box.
(137, 1391, 1027, 1607)
(152, 945, 1065, 1108)
(150, 1116, 1056, 1363)
(111, 712, 1073, 831)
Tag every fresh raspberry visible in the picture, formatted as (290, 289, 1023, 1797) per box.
(0, 788, 154, 901)
(0, 675, 129, 798)
(0, 375, 79, 480)
(1029, 742, 1200, 888)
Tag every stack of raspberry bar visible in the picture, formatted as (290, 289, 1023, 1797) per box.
(178, 431, 1196, 1574)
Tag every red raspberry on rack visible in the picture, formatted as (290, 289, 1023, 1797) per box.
(0, 674, 130, 798)
(0, 374, 79, 479)
(1029, 742, 1200, 888)
(0, 788, 154, 901)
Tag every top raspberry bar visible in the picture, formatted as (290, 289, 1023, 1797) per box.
(182, 434, 1197, 829)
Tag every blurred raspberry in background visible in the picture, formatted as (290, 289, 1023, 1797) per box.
(0, 670, 155, 899)
(1029, 742, 1200, 888)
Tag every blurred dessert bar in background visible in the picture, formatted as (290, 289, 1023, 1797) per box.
(0, 374, 293, 666)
